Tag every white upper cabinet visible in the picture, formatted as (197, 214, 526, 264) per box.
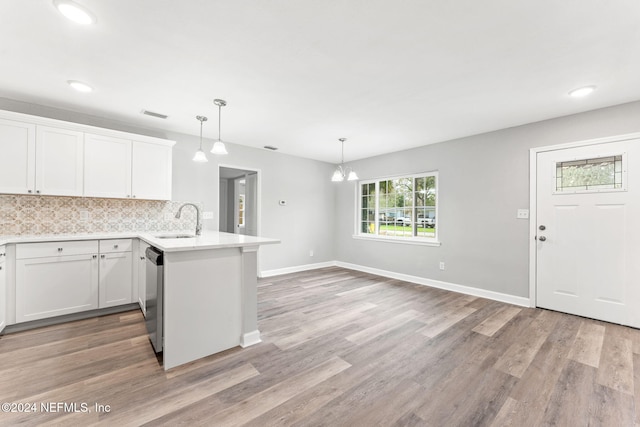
(0, 110, 175, 200)
(84, 133, 133, 199)
(35, 126, 84, 196)
(132, 140, 173, 200)
(0, 118, 35, 195)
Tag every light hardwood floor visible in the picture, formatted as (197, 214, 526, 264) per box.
(1, 266, 639, 426)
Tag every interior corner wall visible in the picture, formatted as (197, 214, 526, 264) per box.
(335, 100, 640, 298)
(168, 130, 337, 273)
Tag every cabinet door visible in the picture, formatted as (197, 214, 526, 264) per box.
(84, 133, 132, 198)
(0, 246, 6, 333)
(0, 118, 36, 194)
(16, 254, 99, 323)
(131, 141, 172, 200)
(99, 252, 133, 308)
(137, 241, 149, 315)
(35, 126, 84, 196)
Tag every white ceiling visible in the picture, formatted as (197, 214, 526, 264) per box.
(1, 1, 640, 163)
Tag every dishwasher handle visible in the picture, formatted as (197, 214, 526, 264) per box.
(145, 247, 163, 266)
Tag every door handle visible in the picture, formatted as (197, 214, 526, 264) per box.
(539, 236, 547, 242)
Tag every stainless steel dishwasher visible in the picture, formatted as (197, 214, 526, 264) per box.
(145, 246, 164, 353)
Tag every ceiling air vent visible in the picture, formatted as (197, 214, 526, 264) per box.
(140, 110, 168, 119)
(264, 145, 278, 151)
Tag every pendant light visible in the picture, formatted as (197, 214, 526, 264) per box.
(331, 138, 358, 182)
(211, 99, 229, 155)
(193, 115, 209, 162)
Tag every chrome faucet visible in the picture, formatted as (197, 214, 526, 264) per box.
(175, 203, 202, 236)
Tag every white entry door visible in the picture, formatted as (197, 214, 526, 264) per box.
(536, 139, 640, 327)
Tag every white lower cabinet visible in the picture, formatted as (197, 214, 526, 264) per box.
(0, 245, 6, 333)
(99, 252, 133, 308)
(15, 239, 134, 323)
(16, 253, 99, 323)
(137, 240, 150, 316)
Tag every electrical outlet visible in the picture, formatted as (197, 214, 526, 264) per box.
(309, 250, 314, 257)
(439, 261, 445, 270)
(79, 210, 89, 221)
(517, 209, 529, 219)
(164, 212, 174, 221)
(202, 211, 214, 220)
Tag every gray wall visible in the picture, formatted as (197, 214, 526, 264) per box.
(335, 100, 640, 298)
(3, 96, 640, 297)
(0, 97, 337, 274)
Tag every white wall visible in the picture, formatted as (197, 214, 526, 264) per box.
(335, 100, 640, 298)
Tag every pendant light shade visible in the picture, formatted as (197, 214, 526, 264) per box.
(193, 115, 209, 162)
(210, 99, 229, 155)
(331, 138, 358, 182)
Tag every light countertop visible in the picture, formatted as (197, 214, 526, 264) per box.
(0, 231, 279, 252)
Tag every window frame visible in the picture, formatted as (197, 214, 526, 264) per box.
(354, 171, 440, 246)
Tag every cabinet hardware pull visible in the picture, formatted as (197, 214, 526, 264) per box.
(114, 245, 119, 249)
(36, 190, 40, 194)
(57, 248, 63, 252)
(101, 254, 105, 259)
(140, 256, 145, 260)
(28, 190, 32, 193)
(92, 255, 97, 259)
(0, 266, 3, 271)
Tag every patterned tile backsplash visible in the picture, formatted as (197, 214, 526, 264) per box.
(0, 195, 202, 236)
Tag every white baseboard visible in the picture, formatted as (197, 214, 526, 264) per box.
(240, 330, 262, 348)
(260, 261, 337, 278)
(259, 260, 530, 307)
(335, 261, 531, 307)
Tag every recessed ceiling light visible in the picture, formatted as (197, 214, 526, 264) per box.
(67, 80, 93, 93)
(53, 0, 96, 25)
(569, 86, 596, 98)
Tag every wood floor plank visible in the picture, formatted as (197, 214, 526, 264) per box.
(192, 356, 350, 427)
(419, 305, 476, 338)
(596, 329, 634, 395)
(567, 321, 605, 368)
(541, 360, 597, 426)
(472, 305, 522, 337)
(634, 353, 640, 425)
(345, 309, 422, 345)
(493, 309, 558, 378)
(99, 363, 260, 426)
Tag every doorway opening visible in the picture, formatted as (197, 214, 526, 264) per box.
(218, 165, 260, 236)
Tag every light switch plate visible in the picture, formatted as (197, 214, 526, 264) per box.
(202, 211, 214, 219)
(517, 209, 529, 219)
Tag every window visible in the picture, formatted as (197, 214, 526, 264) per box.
(358, 172, 438, 243)
(555, 155, 624, 193)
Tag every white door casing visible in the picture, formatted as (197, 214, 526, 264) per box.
(534, 138, 640, 327)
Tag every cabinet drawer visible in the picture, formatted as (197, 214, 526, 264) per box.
(99, 239, 132, 253)
(16, 240, 98, 259)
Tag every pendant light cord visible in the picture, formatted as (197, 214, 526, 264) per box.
(199, 119, 203, 149)
(218, 104, 222, 142)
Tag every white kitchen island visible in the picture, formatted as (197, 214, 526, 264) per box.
(140, 231, 279, 370)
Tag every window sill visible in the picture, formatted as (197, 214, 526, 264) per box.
(352, 234, 441, 247)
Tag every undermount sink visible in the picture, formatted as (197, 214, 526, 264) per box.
(154, 234, 196, 239)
